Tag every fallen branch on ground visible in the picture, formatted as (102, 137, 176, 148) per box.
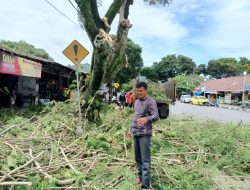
(0, 181, 32, 186)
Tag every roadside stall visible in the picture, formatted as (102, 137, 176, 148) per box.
(0, 51, 41, 106)
(0, 47, 75, 107)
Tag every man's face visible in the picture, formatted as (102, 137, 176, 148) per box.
(136, 87, 147, 99)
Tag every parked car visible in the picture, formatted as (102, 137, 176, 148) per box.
(180, 95, 192, 103)
(191, 96, 209, 105)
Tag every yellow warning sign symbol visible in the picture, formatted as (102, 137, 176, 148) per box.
(63, 40, 89, 64)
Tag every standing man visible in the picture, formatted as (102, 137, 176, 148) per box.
(128, 82, 159, 190)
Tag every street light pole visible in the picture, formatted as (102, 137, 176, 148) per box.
(204, 78, 207, 97)
(242, 71, 247, 102)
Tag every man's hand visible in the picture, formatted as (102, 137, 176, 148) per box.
(137, 117, 148, 126)
(127, 130, 132, 138)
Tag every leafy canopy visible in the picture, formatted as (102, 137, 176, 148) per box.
(141, 54, 196, 82)
(207, 58, 240, 78)
(173, 74, 203, 95)
(115, 38, 143, 84)
(145, 0, 173, 5)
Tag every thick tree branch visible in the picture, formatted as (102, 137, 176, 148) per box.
(119, 0, 127, 22)
(101, 0, 132, 83)
(124, 0, 133, 19)
(90, 0, 103, 28)
(116, 0, 132, 43)
(105, 0, 124, 27)
(75, 0, 98, 42)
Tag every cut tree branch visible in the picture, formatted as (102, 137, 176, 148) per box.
(0, 151, 44, 182)
(28, 149, 53, 180)
(0, 182, 32, 186)
(116, 0, 132, 43)
(105, 0, 124, 27)
(59, 147, 77, 173)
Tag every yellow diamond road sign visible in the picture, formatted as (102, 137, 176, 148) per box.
(114, 83, 120, 89)
(63, 40, 89, 64)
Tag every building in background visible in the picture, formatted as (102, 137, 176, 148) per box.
(195, 75, 250, 104)
(0, 46, 75, 107)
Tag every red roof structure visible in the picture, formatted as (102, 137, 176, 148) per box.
(196, 75, 250, 93)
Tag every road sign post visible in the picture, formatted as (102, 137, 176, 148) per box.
(75, 63, 83, 135)
(63, 40, 89, 136)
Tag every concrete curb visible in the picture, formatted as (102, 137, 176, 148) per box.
(220, 105, 250, 112)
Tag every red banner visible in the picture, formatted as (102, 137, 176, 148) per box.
(0, 52, 42, 78)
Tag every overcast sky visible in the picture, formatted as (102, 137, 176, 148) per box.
(1, 0, 250, 67)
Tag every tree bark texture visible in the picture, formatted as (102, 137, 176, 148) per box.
(75, 0, 132, 122)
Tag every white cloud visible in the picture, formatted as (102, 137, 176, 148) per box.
(1, 0, 250, 68)
(0, 0, 189, 67)
(195, 16, 205, 23)
(190, 0, 250, 58)
(129, 1, 188, 42)
(207, 1, 250, 47)
(180, 2, 200, 14)
(0, 0, 92, 66)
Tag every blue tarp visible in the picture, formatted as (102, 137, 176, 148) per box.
(195, 91, 204, 96)
(244, 85, 250, 89)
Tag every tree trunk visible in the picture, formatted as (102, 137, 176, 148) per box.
(83, 33, 129, 123)
(76, 0, 132, 123)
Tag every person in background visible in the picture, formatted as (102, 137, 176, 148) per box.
(128, 81, 159, 190)
(130, 92, 135, 108)
(127, 91, 134, 108)
(126, 91, 131, 106)
(10, 86, 17, 106)
(117, 90, 121, 101)
(119, 91, 126, 109)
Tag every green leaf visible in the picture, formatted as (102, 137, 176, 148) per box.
(7, 155, 17, 168)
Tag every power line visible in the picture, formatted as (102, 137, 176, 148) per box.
(44, 0, 90, 43)
(37, 0, 90, 46)
(66, 0, 89, 43)
(67, 0, 78, 12)
(43, 0, 78, 25)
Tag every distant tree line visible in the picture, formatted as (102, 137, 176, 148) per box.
(2, 40, 250, 85)
(141, 55, 250, 82)
(0, 40, 54, 61)
(201, 57, 250, 78)
(141, 54, 196, 82)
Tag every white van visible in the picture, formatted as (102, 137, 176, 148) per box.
(180, 95, 192, 103)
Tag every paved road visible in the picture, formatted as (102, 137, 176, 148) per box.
(170, 101, 250, 125)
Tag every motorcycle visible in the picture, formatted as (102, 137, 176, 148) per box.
(171, 99, 176, 105)
(241, 101, 250, 109)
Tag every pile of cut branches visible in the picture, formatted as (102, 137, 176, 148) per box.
(0, 102, 135, 189)
(0, 102, 250, 190)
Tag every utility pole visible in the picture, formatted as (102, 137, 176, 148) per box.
(242, 71, 247, 102)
